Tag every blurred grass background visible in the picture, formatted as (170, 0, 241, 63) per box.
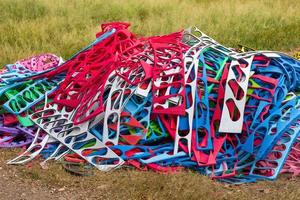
(0, 0, 299, 66)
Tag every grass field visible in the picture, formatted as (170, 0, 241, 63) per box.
(0, 0, 299, 200)
(0, 0, 299, 66)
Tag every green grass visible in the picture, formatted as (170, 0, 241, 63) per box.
(0, 0, 299, 67)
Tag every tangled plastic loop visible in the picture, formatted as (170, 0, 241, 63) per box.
(1, 22, 300, 184)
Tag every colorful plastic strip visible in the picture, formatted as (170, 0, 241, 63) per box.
(1, 22, 299, 184)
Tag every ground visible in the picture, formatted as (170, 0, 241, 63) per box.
(0, 0, 299, 200)
(0, 149, 300, 200)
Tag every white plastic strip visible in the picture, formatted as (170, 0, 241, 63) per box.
(174, 41, 211, 155)
(219, 56, 254, 133)
(102, 71, 136, 145)
(30, 104, 124, 171)
(7, 93, 56, 165)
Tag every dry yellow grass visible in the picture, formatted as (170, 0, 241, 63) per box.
(1, 149, 300, 200)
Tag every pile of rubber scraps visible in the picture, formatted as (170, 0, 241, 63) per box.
(1, 22, 300, 184)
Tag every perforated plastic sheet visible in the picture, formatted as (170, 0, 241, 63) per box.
(1, 22, 300, 183)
